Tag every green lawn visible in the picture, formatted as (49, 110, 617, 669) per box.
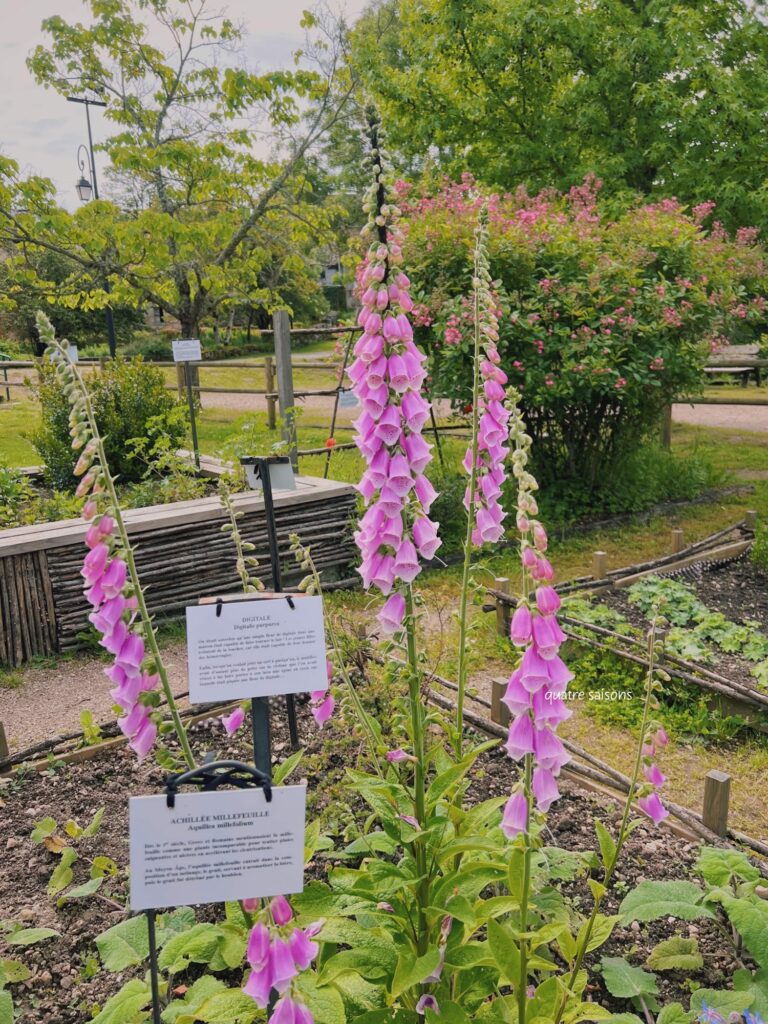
(0, 400, 41, 466)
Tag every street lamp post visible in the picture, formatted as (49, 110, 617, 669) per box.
(67, 93, 117, 358)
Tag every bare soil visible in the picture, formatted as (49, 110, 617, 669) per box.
(0, 703, 753, 1023)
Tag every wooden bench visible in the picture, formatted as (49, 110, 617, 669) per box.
(704, 365, 762, 386)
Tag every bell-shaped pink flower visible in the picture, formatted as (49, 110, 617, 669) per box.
(532, 766, 560, 812)
(518, 646, 552, 693)
(311, 692, 334, 728)
(247, 921, 271, 970)
(101, 558, 128, 599)
(532, 615, 562, 660)
(503, 670, 532, 715)
(221, 706, 245, 736)
(638, 791, 669, 824)
(643, 762, 666, 787)
(533, 726, 569, 775)
(288, 927, 318, 971)
(412, 516, 441, 560)
(501, 790, 529, 839)
(393, 539, 420, 583)
(270, 937, 298, 993)
(81, 542, 109, 584)
(270, 894, 293, 926)
(402, 432, 432, 474)
(505, 712, 536, 760)
(375, 406, 401, 445)
(535, 586, 560, 615)
(413, 475, 437, 513)
(379, 592, 406, 634)
(387, 455, 414, 497)
(129, 717, 156, 761)
(510, 605, 532, 647)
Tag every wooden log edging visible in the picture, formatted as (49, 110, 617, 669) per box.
(425, 683, 768, 870)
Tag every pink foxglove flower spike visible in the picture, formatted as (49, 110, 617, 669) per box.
(348, 112, 440, 636)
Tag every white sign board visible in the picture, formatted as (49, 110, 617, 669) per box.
(186, 595, 327, 703)
(129, 785, 306, 911)
(172, 338, 202, 363)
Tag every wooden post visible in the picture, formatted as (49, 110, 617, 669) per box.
(495, 577, 512, 637)
(490, 679, 510, 729)
(671, 528, 684, 554)
(264, 356, 276, 430)
(592, 551, 608, 580)
(0, 722, 8, 762)
(273, 310, 297, 469)
(661, 404, 672, 449)
(745, 510, 758, 531)
(702, 769, 730, 837)
(176, 364, 185, 399)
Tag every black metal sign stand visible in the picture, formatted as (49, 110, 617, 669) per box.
(183, 360, 201, 469)
(141, 455, 305, 1021)
(145, 760, 273, 1023)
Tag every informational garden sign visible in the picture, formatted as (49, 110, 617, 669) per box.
(172, 338, 202, 362)
(128, 785, 306, 910)
(186, 595, 327, 702)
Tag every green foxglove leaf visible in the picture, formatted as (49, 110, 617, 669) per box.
(96, 916, 150, 971)
(30, 817, 57, 844)
(718, 894, 768, 969)
(689, 988, 752, 1018)
(619, 881, 713, 924)
(647, 937, 703, 972)
(57, 876, 103, 905)
(90, 978, 150, 1024)
(48, 847, 78, 897)
(656, 1003, 694, 1024)
(696, 847, 760, 887)
(7, 928, 59, 946)
(487, 919, 521, 982)
(0, 960, 31, 984)
(600, 957, 658, 999)
(391, 948, 440, 999)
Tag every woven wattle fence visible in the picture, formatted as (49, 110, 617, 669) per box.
(0, 476, 358, 666)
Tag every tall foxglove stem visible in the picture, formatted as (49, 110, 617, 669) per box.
(454, 210, 488, 757)
(552, 620, 668, 1024)
(37, 313, 195, 769)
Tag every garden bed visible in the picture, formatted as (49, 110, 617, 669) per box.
(595, 556, 768, 698)
(0, 700, 755, 1024)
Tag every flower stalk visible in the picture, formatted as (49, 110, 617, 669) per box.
(37, 312, 195, 769)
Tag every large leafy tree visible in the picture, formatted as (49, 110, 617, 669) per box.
(0, 0, 355, 338)
(352, 0, 768, 227)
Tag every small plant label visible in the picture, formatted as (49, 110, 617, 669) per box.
(172, 338, 202, 362)
(128, 785, 306, 910)
(186, 595, 327, 701)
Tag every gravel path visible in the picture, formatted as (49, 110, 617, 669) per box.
(1, 642, 191, 752)
(672, 401, 768, 432)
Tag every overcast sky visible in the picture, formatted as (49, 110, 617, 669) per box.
(0, 0, 369, 208)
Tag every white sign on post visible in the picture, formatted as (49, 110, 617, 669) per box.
(129, 785, 306, 911)
(186, 595, 327, 703)
(172, 338, 202, 363)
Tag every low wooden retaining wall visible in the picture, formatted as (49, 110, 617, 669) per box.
(0, 476, 358, 667)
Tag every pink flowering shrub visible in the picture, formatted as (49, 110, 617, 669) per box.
(399, 176, 768, 491)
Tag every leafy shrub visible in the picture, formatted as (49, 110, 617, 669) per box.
(399, 176, 768, 495)
(31, 358, 187, 489)
(0, 463, 34, 527)
(532, 445, 721, 525)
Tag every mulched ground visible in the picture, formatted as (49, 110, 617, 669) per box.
(0, 697, 755, 1023)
